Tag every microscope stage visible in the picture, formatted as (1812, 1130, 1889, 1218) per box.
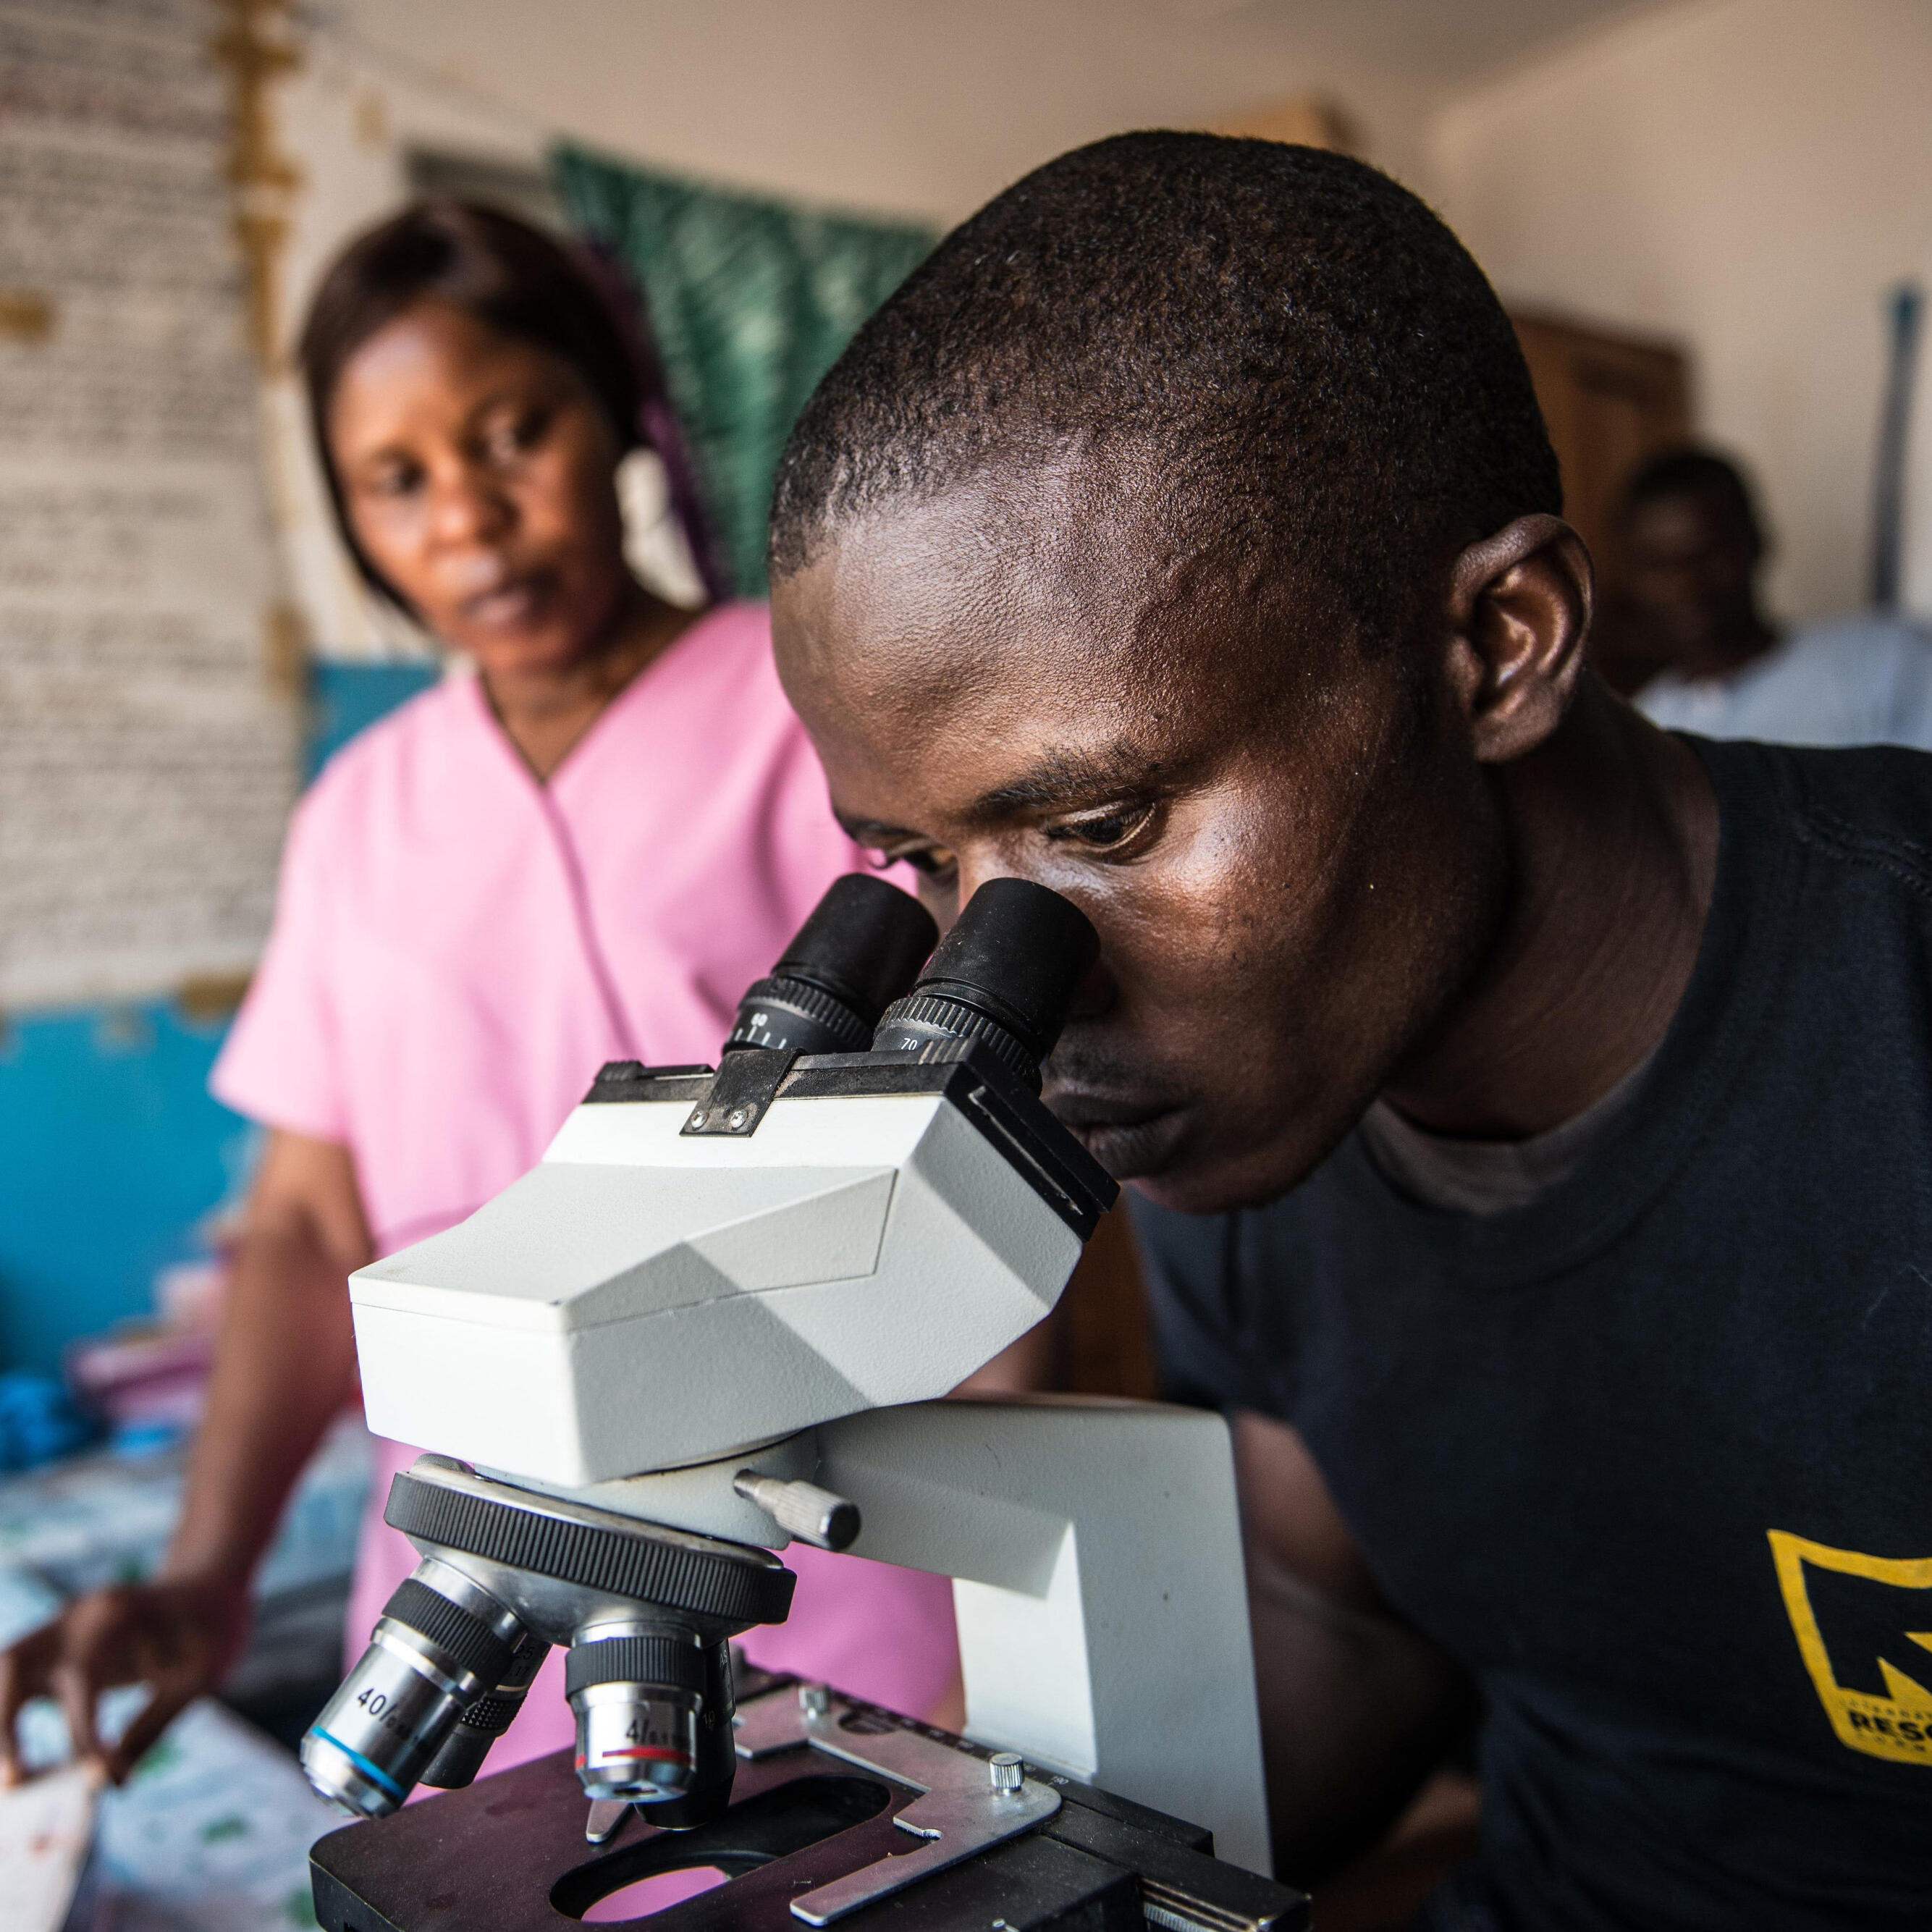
(308, 1678, 1307, 1932)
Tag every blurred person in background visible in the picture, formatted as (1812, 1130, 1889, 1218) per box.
(0, 202, 976, 1786)
(1611, 445, 1932, 747)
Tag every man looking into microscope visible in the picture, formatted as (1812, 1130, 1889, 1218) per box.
(764, 135, 1932, 1930)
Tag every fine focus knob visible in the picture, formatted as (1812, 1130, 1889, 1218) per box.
(872, 879, 1098, 1091)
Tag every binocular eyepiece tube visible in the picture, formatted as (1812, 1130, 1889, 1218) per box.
(724, 869, 1100, 1092)
(874, 876, 1099, 1091)
(725, 872, 940, 1055)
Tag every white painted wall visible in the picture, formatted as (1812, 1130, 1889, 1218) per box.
(270, 0, 1932, 649)
(303, 0, 1443, 225)
(1433, 0, 1932, 624)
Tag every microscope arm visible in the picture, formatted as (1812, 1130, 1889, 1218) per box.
(814, 1396, 1272, 1876)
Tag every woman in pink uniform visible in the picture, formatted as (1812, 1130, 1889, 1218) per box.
(0, 203, 956, 1785)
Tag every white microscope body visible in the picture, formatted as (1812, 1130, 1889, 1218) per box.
(303, 878, 1272, 1881)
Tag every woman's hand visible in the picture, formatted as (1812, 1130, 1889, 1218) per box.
(0, 1130, 371, 1789)
(0, 1572, 251, 1785)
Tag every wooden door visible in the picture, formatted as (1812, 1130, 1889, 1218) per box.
(1511, 311, 1692, 587)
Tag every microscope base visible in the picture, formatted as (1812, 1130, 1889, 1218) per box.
(308, 1676, 1306, 1932)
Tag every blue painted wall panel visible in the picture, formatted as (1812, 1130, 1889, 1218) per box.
(0, 1004, 251, 1374)
(305, 659, 439, 782)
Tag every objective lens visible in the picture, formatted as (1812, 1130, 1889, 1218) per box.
(418, 1627, 550, 1791)
(300, 1560, 521, 1818)
(639, 1640, 738, 1832)
(872, 878, 1098, 1091)
(568, 1623, 712, 1803)
(725, 874, 937, 1056)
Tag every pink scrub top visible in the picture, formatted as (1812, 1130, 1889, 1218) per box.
(211, 602, 958, 1768)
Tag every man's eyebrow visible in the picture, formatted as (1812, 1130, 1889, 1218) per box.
(958, 745, 1160, 824)
(832, 746, 1165, 847)
(833, 809, 911, 845)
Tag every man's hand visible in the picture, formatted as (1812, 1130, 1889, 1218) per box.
(0, 1572, 251, 1786)
(1234, 1411, 1477, 1884)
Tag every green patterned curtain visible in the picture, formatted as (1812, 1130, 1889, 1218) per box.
(552, 144, 936, 598)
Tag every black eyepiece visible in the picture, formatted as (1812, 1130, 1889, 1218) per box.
(872, 878, 1097, 1091)
(725, 873, 938, 1056)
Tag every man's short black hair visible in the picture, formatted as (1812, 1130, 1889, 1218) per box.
(1619, 445, 1767, 560)
(769, 132, 1561, 649)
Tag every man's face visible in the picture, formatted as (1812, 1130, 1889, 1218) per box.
(772, 463, 1510, 1214)
(1621, 489, 1758, 660)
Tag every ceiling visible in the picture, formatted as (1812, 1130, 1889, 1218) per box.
(1165, 0, 1672, 86)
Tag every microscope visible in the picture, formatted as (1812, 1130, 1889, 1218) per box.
(300, 875, 1304, 1932)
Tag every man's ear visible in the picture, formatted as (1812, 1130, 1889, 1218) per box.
(1441, 515, 1593, 764)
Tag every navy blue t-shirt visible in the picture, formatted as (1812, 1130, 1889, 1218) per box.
(1133, 740, 1932, 1929)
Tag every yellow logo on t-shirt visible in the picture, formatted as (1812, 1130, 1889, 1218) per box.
(1770, 1530, 1932, 1766)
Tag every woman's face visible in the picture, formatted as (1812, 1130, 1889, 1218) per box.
(328, 300, 633, 677)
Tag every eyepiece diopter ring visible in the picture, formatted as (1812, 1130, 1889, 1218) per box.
(725, 974, 873, 1055)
